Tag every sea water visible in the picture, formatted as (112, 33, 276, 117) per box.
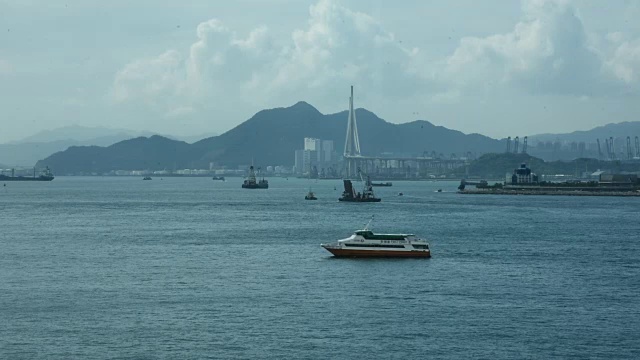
(1, 177, 639, 359)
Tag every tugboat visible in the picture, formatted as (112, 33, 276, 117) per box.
(321, 218, 430, 258)
(0, 167, 54, 181)
(339, 170, 380, 202)
(305, 188, 317, 200)
(242, 165, 268, 189)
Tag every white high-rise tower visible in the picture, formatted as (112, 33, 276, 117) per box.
(343, 85, 361, 157)
(343, 86, 362, 177)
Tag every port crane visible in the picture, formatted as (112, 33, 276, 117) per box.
(596, 139, 603, 160)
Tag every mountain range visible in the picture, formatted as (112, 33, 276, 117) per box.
(528, 121, 640, 144)
(36, 102, 503, 174)
(0, 126, 217, 167)
(27, 102, 640, 174)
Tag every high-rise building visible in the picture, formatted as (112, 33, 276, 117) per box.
(294, 138, 337, 174)
(304, 138, 321, 151)
(322, 140, 334, 163)
(294, 149, 304, 174)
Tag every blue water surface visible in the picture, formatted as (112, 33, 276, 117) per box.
(1, 177, 639, 359)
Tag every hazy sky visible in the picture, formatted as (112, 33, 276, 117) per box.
(1, 0, 640, 143)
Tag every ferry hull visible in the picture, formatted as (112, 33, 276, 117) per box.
(323, 247, 430, 258)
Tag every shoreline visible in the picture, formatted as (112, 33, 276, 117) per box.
(459, 189, 640, 196)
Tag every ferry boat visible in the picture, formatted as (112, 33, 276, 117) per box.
(321, 223, 430, 258)
(242, 165, 268, 189)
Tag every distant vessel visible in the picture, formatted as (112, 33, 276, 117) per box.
(339, 171, 380, 202)
(143, 176, 152, 180)
(371, 182, 392, 187)
(212, 176, 225, 181)
(305, 188, 317, 200)
(321, 219, 430, 258)
(242, 165, 268, 189)
(0, 167, 54, 181)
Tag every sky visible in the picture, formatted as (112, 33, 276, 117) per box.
(1, 0, 640, 143)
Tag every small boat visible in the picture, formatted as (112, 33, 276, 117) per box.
(212, 176, 225, 181)
(321, 219, 430, 258)
(371, 182, 392, 187)
(437, 189, 442, 192)
(305, 188, 317, 200)
(143, 176, 152, 180)
(242, 165, 268, 189)
(398, 192, 403, 196)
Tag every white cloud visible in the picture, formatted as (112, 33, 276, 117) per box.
(605, 38, 640, 84)
(111, 0, 640, 121)
(111, 0, 420, 116)
(112, 50, 185, 106)
(0, 58, 12, 75)
(439, 0, 607, 96)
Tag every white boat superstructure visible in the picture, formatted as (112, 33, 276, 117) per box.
(321, 229, 431, 258)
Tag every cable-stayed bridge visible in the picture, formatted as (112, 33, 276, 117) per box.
(342, 86, 468, 178)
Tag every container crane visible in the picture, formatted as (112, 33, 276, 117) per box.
(596, 139, 603, 160)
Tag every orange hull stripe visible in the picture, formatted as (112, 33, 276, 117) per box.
(325, 248, 431, 258)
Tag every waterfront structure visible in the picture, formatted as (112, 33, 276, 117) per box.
(509, 163, 539, 184)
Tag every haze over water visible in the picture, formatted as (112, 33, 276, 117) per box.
(1, 177, 639, 359)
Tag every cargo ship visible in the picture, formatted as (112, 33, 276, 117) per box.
(371, 182, 392, 187)
(0, 167, 54, 181)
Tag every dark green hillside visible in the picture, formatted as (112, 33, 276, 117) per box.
(37, 101, 504, 174)
(37, 136, 195, 174)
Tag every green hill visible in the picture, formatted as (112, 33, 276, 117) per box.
(37, 102, 504, 174)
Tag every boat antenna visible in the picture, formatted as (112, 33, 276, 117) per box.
(364, 215, 374, 231)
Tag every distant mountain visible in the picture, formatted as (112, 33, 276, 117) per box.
(0, 135, 150, 167)
(12, 125, 156, 144)
(191, 101, 502, 166)
(37, 102, 504, 174)
(1, 126, 218, 166)
(176, 132, 219, 144)
(37, 136, 197, 174)
(529, 121, 640, 144)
